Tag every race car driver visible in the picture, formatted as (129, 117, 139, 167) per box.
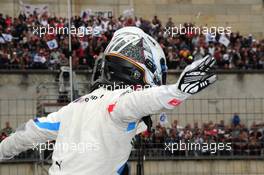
(0, 26, 216, 175)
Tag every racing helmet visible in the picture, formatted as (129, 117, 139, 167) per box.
(91, 26, 167, 90)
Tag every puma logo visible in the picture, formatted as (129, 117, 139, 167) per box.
(56, 161, 62, 170)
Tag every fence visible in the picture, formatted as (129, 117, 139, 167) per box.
(1, 97, 264, 128)
(0, 97, 264, 175)
(152, 98, 264, 127)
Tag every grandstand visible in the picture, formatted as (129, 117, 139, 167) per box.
(0, 0, 264, 175)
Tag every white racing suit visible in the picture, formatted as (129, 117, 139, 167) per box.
(0, 56, 216, 175)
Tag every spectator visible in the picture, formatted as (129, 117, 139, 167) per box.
(165, 17, 174, 28)
(33, 49, 47, 69)
(232, 113, 240, 127)
(0, 131, 8, 142)
(1, 121, 13, 136)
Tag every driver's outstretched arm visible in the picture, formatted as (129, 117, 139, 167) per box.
(0, 105, 69, 160)
(109, 55, 216, 123)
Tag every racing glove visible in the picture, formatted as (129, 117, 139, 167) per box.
(176, 55, 217, 95)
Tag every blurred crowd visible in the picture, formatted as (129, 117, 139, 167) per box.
(0, 122, 13, 142)
(0, 12, 263, 70)
(134, 114, 264, 156)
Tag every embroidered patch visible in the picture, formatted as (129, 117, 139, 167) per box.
(127, 122, 136, 131)
(108, 103, 116, 113)
(168, 99, 182, 106)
